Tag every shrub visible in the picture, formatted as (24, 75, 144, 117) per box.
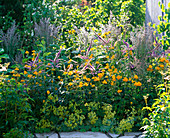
(141, 65, 170, 137)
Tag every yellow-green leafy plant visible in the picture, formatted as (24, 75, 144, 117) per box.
(141, 65, 170, 137)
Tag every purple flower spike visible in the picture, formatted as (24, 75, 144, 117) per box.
(54, 48, 62, 65)
(86, 40, 93, 56)
(33, 51, 41, 65)
(123, 40, 129, 48)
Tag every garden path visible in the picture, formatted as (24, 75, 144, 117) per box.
(35, 131, 143, 138)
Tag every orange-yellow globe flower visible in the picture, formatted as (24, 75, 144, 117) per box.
(117, 75, 122, 80)
(117, 90, 122, 93)
(86, 78, 91, 82)
(159, 64, 164, 68)
(102, 80, 107, 84)
(47, 90, 50, 94)
(25, 51, 29, 54)
(155, 66, 161, 71)
(68, 82, 73, 86)
(123, 77, 128, 82)
(84, 82, 88, 86)
(134, 82, 142, 87)
(149, 65, 152, 69)
(134, 75, 138, 79)
(98, 73, 104, 79)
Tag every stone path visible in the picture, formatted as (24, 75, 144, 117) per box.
(35, 131, 143, 138)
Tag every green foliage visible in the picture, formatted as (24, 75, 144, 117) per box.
(3, 127, 34, 138)
(120, 0, 145, 26)
(150, 2, 170, 50)
(141, 65, 170, 138)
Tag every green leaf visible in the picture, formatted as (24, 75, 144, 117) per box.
(0, 48, 4, 54)
(0, 54, 9, 59)
(43, 52, 51, 57)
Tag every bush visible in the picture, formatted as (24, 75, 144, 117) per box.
(141, 65, 170, 137)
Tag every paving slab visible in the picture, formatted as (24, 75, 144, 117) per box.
(124, 132, 142, 136)
(119, 136, 135, 138)
(107, 132, 120, 138)
(60, 131, 108, 138)
(35, 132, 58, 138)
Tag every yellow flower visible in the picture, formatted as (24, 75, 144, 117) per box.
(117, 75, 122, 80)
(113, 68, 117, 73)
(39, 84, 42, 86)
(43, 100, 45, 103)
(36, 82, 39, 84)
(47, 63, 51, 66)
(130, 102, 133, 105)
(32, 50, 36, 53)
(147, 68, 150, 71)
(68, 71, 73, 76)
(98, 33, 101, 35)
(123, 77, 128, 82)
(58, 76, 61, 79)
(25, 51, 29, 54)
(89, 91, 91, 94)
(112, 75, 116, 81)
(102, 80, 107, 84)
(134, 75, 138, 79)
(129, 50, 133, 55)
(165, 59, 169, 63)
(96, 61, 100, 64)
(94, 77, 100, 81)
(47, 90, 50, 95)
(15, 67, 19, 71)
(159, 57, 166, 62)
(98, 73, 104, 78)
(68, 59, 72, 64)
(134, 81, 142, 87)
(117, 90, 122, 93)
(32, 53, 36, 56)
(68, 82, 73, 86)
(33, 71, 38, 75)
(21, 80, 25, 83)
(81, 50, 85, 52)
(24, 71, 27, 75)
(105, 65, 109, 69)
(155, 66, 161, 71)
(111, 55, 115, 60)
(89, 54, 93, 59)
(106, 56, 109, 58)
(68, 30, 72, 34)
(79, 84, 83, 88)
(111, 81, 114, 85)
(149, 65, 152, 69)
(94, 39, 98, 43)
(27, 74, 32, 78)
(72, 30, 75, 33)
(84, 82, 88, 86)
(86, 78, 91, 82)
(159, 64, 164, 68)
(92, 85, 95, 87)
(63, 72, 68, 75)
